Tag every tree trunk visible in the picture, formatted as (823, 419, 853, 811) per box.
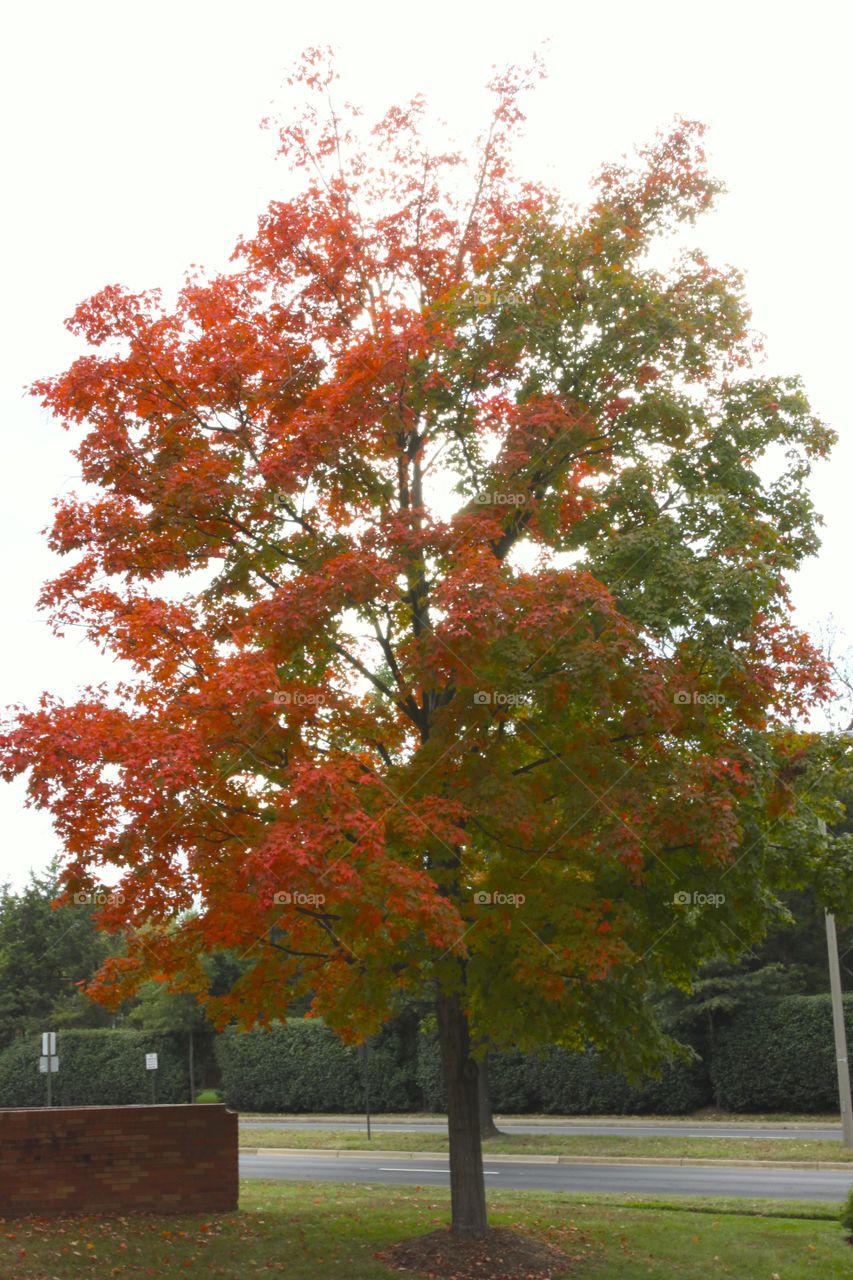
(436, 993, 489, 1237)
(188, 1029, 196, 1104)
(477, 1052, 501, 1139)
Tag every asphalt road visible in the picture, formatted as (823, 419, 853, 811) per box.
(240, 1151, 853, 1202)
(238, 1117, 843, 1141)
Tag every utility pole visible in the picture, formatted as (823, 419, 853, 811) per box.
(826, 910, 853, 1146)
(820, 818, 853, 1147)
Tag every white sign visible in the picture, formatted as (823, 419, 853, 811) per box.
(38, 1055, 59, 1073)
(41, 1032, 56, 1055)
(145, 1053, 158, 1070)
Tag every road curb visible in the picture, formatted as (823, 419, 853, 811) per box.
(239, 1146, 853, 1171)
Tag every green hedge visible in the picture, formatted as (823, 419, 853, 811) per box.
(215, 1018, 422, 1113)
(0, 1029, 189, 1108)
(530, 1045, 710, 1114)
(416, 1027, 710, 1115)
(209, 993, 853, 1116)
(711, 994, 853, 1112)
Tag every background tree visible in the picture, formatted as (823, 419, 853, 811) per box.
(0, 862, 116, 1047)
(126, 979, 211, 1103)
(756, 887, 853, 990)
(124, 933, 252, 1100)
(815, 618, 853, 734)
(3, 52, 852, 1248)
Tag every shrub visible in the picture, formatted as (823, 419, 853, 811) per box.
(215, 1016, 422, 1112)
(489, 1050, 541, 1112)
(415, 1023, 710, 1115)
(711, 994, 853, 1112)
(840, 1187, 853, 1236)
(531, 1044, 710, 1115)
(0, 1029, 188, 1107)
(218, 994, 853, 1116)
(415, 1019, 444, 1111)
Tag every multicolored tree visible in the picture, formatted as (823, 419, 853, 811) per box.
(3, 51, 851, 1240)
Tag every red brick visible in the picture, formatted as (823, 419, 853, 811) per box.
(0, 1105, 238, 1216)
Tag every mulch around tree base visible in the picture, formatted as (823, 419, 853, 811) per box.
(377, 1226, 573, 1280)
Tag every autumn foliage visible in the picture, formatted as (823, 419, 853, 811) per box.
(2, 49, 849, 1238)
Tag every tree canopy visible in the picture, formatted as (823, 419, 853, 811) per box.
(3, 51, 851, 1236)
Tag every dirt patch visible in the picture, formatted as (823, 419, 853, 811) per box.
(377, 1226, 574, 1279)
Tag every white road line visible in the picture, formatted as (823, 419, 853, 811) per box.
(377, 1167, 500, 1175)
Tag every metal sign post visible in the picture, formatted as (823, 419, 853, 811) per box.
(39, 1032, 58, 1106)
(145, 1052, 158, 1104)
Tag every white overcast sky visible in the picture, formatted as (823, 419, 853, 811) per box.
(1, 0, 850, 889)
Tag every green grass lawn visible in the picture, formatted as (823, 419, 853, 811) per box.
(238, 1126, 853, 1163)
(1, 1182, 850, 1278)
(195, 1089, 222, 1103)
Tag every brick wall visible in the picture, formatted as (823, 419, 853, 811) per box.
(0, 1104, 238, 1216)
